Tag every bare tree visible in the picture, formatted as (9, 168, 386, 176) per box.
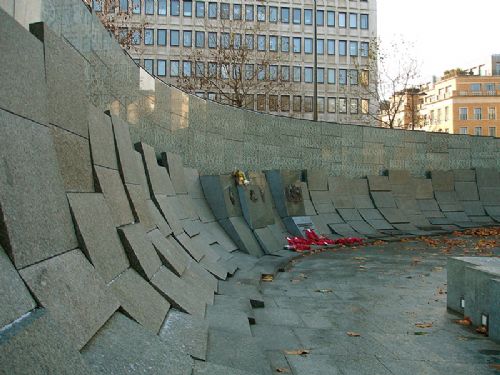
(176, 16, 293, 108)
(359, 38, 421, 129)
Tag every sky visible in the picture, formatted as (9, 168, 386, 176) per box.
(377, 0, 500, 83)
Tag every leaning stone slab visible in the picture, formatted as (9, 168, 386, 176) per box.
(337, 208, 363, 221)
(200, 256, 229, 280)
(475, 168, 500, 188)
(151, 266, 207, 318)
(414, 178, 434, 199)
(328, 223, 360, 237)
(265, 170, 305, 218)
(431, 170, 454, 192)
(310, 215, 331, 235)
(455, 182, 479, 201)
(0, 309, 95, 375)
(125, 184, 156, 231)
(162, 152, 188, 194)
(183, 219, 203, 237)
(204, 221, 239, 252)
(0, 245, 36, 328)
(367, 175, 391, 191)
(147, 199, 173, 236)
(359, 208, 385, 221)
(388, 170, 411, 186)
(220, 217, 264, 257)
(136, 142, 176, 196)
(118, 223, 163, 280)
(94, 165, 134, 226)
(0, 110, 77, 269)
(67, 193, 129, 283)
(379, 208, 409, 224)
(178, 194, 199, 220)
(462, 201, 485, 216)
(182, 260, 219, 297)
(88, 107, 118, 170)
(160, 309, 209, 360)
(366, 219, 394, 230)
(176, 233, 206, 261)
(192, 197, 217, 223)
(148, 229, 190, 276)
(353, 194, 375, 209)
(111, 115, 143, 185)
(282, 216, 315, 237)
(155, 195, 185, 235)
(81, 312, 192, 375)
(19, 250, 119, 350)
(254, 226, 282, 254)
(184, 167, 205, 198)
(238, 184, 275, 229)
(312, 202, 336, 214)
(348, 220, 381, 237)
(305, 169, 328, 191)
(479, 187, 500, 205)
(110, 267, 170, 334)
(166, 195, 190, 220)
(200, 175, 243, 220)
(371, 191, 397, 208)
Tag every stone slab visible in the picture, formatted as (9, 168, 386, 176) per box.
(359, 208, 385, 221)
(379, 208, 409, 224)
(303, 200, 317, 215)
(464, 265, 500, 327)
(444, 211, 471, 223)
(147, 229, 190, 276)
(431, 170, 454, 192)
(162, 152, 188, 194)
(136, 142, 175, 196)
(206, 305, 252, 336)
(200, 175, 243, 220)
(310, 215, 330, 235)
(192, 197, 217, 223)
(94, 165, 134, 226)
(0, 10, 48, 124)
(479, 187, 500, 205)
(118, 223, 162, 280)
(353, 194, 375, 209)
(200, 256, 229, 280)
(366, 219, 394, 230)
(470, 216, 494, 224)
(455, 181, 479, 201)
(394, 198, 420, 215)
(125, 184, 156, 231)
(328, 223, 360, 237)
(312, 202, 336, 214)
(0, 110, 78, 269)
(178, 194, 198, 220)
(166, 195, 190, 220)
(367, 175, 391, 191)
(67, 193, 129, 283)
(421, 210, 445, 218)
(453, 169, 476, 182)
(265, 170, 305, 218)
(50, 126, 94, 192)
(417, 199, 440, 212)
(485, 206, 500, 220)
(337, 208, 363, 222)
(219, 217, 264, 257)
(111, 115, 143, 185)
(0, 245, 36, 328)
(183, 260, 219, 296)
(0, 309, 95, 375)
(81, 312, 192, 375)
(205, 221, 239, 252)
(19, 250, 119, 350)
(388, 170, 411, 185)
(160, 309, 209, 360)
(193, 361, 262, 375)
(283, 216, 315, 237)
(156, 194, 185, 235)
(185, 167, 205, 198)
(110, 267, 170, 334)
(238, 184, 275, 229)
(309, 190, 332, 204)
(254, 226, 282, 254)
(371, 191, 397, 208)
(176, 233, 206, 261)
(305, 169, 328, 191)
(490, 278, 500, 343)
(151, 266, 207, 318)
(182, 219, 203, 237)
(348, 220, 381, 237)
(331, 193, 355, 209)
(320, 213, 345, 224)
(414, 178, 434, 199)
(135, 151, 151, 196)
(475, 168, 500, 188)
(88, 108, 118, 170)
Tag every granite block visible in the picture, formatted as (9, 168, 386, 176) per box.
(182, 261, 219, 297)
(367, 175, 391, 191)
(192, 197, 217, 223)
(305, 169, 328, 191)
(178, 194, 198, 220)
(310, 215, 331, 235)
(183, 219, 203, 237)
(310, 190, 332, 204)
(453, 169, 476, 182)
(337, 208, 363, 221)
(136, 142, 175, 196)
(184, 167, 205, 198)
(388, 170, 411, 185)
(112, 115, 143, 185)
(485, 206, 500, 220)
(19, 250, 119, 350)
(414, 178, 434, 199)
(147, 229, 190, 276)
(312, 202, 336, 214)
(110, 267, 170, 334)
(304, 199, 317, 215)
(118, 223, 162, 280)
(0, 309, 95, 375)
(50, 125, 94, 192)
(320, 213, 346, 224)
(162, 152, 188, 194)
(379, 208, 409, 224)
(490, 278, 500, 343)
(331, 194, 355, 209)
(0, 110, 78, 269)
(67, 193, 129, 283)
(94, 165, 134, 226)
(464, 265, 500, 326)
(238, 184, 275, 229)
(394, 198, 420, 214)
(431, 170, 454, 192)
(444, 211, 471, 223)
(359, 208, 384, 221)
(455, 182, 479, 201)
(176, 233, 206, 261)
(81, 312, 192, 375)
(200, 255, 229, 280)
(282, 216, 316, 237)
(475, 167, 500, 188)
(254, 226, 282, 254)
(156, 195, 185, 235)
(219, 217, 264, 257)
(88, 107, 118, 170)
(124, 184, 156, 231)
(135, 151, 151, 196)
(371, 191, 397, 208)
(348, 220, 380, 237)
(151, 266, 207, 318)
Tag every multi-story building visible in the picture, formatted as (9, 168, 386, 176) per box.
(94, 0, 377, 123)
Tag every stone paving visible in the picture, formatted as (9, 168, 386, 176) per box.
(251, 234, 500, 374)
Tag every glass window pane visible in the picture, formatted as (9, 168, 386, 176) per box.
(304, 96, 313, 112)
(339, 98, 347, 113)
(317, 39, 324, 55)
(339, 40, 346, 56)
(208, 32, 217, 48)
(360, 14, 369, 29)
(270, 7, 278, 22)
(328, 68, 336, 84)
(144, 59, 153, 74)
(281, 66, 290, 81)
(221, 3, 229, 19)
(170, 0, 179, 16)
(157, 29, 167, 45)
(195, 62, 205, 76)
(245, 34, 254, 49)
(327, 39, 335, 55)
(270, 65, 278, 81)
(293, 8, 301, 24)
(183, 0, 192, 16)
(361, 42, 369, 57)
(293, 66, 301, 82)
(317, 10, 324, 26)
(208, 2, 217, 18)
(304, 38, 313, 54)
(327, 11, 335, 26)
(195, 31, 205, 47)
(349, 41, 358, 56)
(245, 5, 254, 21)
(317, 68, 324, 84)
(339, 69, 347, 85)
(144, 28, 154, 45)
(170, 30, 180, 46)
(195, 1, 205, 17)
(281, 7, 289, 23)
(157, 0, 166, 15)
(145, 0, 154, 14)
(281, 36, 289, 52)
(339, 12, 346, 28)
(349, 13, 357, 28)
(293, 37, 301, 53)
(269, 36, 278, 51)
(257, 35, 266, 51)
(304, 9, 312, 25)
(157, 59, 166, 76)
(183, 61, 192, 77)
(183, 30, 192, 47)
(131, 30, 141, 45)
(327, 98, 336, 113)
(257, 5, 266, 21)
(304, 67, 313, 83)
(233, 4, 241, 20)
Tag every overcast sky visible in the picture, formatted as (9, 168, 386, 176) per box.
(377, 0, 500, 83)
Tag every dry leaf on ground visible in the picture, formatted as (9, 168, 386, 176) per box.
(476, 325, 488, 335)
(315, 288, 333, 293)
(346, 331, 361, 337)
(284, 349, 310, 355)
(415, 322, 433, 328)
(261, 274, 274, 282)
(276, 368, 290, 373)
(455, 317, 472, 326)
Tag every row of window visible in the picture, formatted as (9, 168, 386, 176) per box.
(139, 59, 368, 85)
(132, 29, 369, 57)
(458, 107, 497, 121)
(469, 83, 500, 92)
(459, 127, 497, 137)
(96, 0, 370, 29)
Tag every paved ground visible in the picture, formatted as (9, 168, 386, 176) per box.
(251, 232, 500, 374)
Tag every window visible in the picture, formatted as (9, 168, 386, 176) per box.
(221, 33, 230, 49)
(293, 37, 301, 53)
(170, 60, 179, 76)
(244, 64, 253, 80)
(195, 1, 205, 17)
(327, 39, 335, 55)
(183, 30, 192, 47)
(488, 107, 496, 120)
(170, 30, 180, 46)
(360, 42, 369, 57)
(195, 31, 205, 48)
(183, 61, 192, 77)
(293, 66, 301, 82)
(157, 0, 166, 15)
(233, 4, 241, 20)
(244, 94, 254, 109)
(489, 127, 496, 137)
(304, 9, 313, 25)
(208, 92, 216, 101)
(221, 64, 229, 80)
(220, 3, 229, 19)
(195, 62, 204, 77)
(361, 99, 369, 114)
(470, 83, 481, 91)
(349, 13, 357, 28)
(257, 94, 266, 111)
(268, 36, 277, 52)
(350, 98, 359, 114)
(281, 66, 290, 81)
(281, 7, 290, 23)
(327, 11, 335, 26)
(132, 0, 141, 14)
(93, 0, 102, 12)
(245, 34, 254, 49)
(257, 35, 266, 51)
(270, 65, 278, 81)
(293, 96, 302, 112)
(257, 65, 265, 80)
(293, 8, 301, 24)
(485, 83, 495, 92)
(339, 69, 347, 85)
(145, 0, 154, 14)
(327, 98, 336, 113)
(327, 68, 336, 84)
(144, 28, 154, 45)
(208, 2, 217, 18)
(474, 127, 482, 136)
(233, 65, 241, 79)
(317, 39, 324, 55)
(360, 14, 369, 29)
(170, 0, 179, 16)
(281, 95, 290, 112)
(459, 127, 468, 135)
(474, 107, 482, 120)
(157, 29, 167, 46)
(208, 62, 217, 78)
(459, 107, 467, 120)
(349, 41, 358, 56)
(444, 106, 449, 122)
(245, 5, 254, 21)
(144, 59, 153, 74)
(281, 36, 290, 52)
(183, 0, 192, 16)
(317, 10, 324, 26)
(339, 97, 347, 113)
(234, 33, 241, 49)
(131, 30, 141, 45)
(157, 59, 166, 76)
(317, 68, 324, 84)
(304, 96, 313, 112)
(257, 5, 266, 21)
(208, 32, 217, 48)
(269, 95, 279, 111)
(266, 6, 277, 22)
(339, 40, 347, 56)
(349, 69, 358, 85)
(361, 70, 370, 86)
(304, 38, 313, 54)
(339, 12, 346, 28)
(304, 67, 313, 83)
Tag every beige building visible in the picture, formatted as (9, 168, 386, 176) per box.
(94, 0, 377, 123)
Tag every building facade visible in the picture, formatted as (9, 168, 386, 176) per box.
(94, 0, 377, 123)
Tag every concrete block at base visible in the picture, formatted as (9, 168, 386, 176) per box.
(283, 216, 315, 237)
(219, 217, 264, 257)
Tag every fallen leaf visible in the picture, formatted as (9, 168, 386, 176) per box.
(415, 322, 433, 328)
(346, 331, 361, 337)
(489, 363, 500, 370)
(455, 317, 472, 326)
(476, 325, 488, 335)
(372, 240, 387, 246)
(414, 332, 428, 335)
(358, 265, 367, 269)
(284, 349, 310, 356)
(315, 288, 333, 293)
(276, 368, 290, 373)
(261, 274, 274, 282)
(354, 256, 367, 261)
(290, 278, 301, 284)
(432, 266, 444, 272)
